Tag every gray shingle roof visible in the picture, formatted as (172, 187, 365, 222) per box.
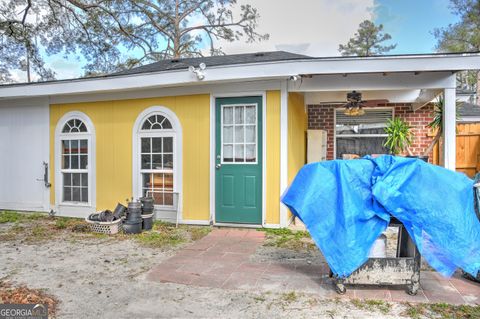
(114, 51, 312, 76)
(459, 102, 480, 117)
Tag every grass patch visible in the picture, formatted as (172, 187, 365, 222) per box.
(187, 226, 212, 241)
(281, 291, 298, 303)
(0, 211, 89, 243)
(0, 211, 46, 224)
(351, 298, 392, 314)
(128, 221, 211, 249)
(133, 230, 186, 248)
(260, 228, 315, 251)
(403, 302, 480, 319)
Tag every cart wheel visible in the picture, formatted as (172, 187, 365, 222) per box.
(407, 282, 419, 296)
(335, 282, 346, 295)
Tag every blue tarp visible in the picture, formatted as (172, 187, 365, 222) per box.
(281, 155, 480, 278)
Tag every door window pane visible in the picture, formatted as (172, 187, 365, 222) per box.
(245, 125, 255, 143)
(222, 104, 257, 163)
(235, 106, 244, 124)
(223, 107, 233, 124)
(223, 126, 233, 143)
(235, 126, 244, 143)
(235, 145, 244, 162)
(223, 144, 233, 162)
(246, 145, 256, 162)
(245, 106, 256, 124)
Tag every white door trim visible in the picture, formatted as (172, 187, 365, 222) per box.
(210, 92, 268, 227)
(280, 81, 288, 227)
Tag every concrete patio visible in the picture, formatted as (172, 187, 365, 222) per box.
(147, 228, 480, 305)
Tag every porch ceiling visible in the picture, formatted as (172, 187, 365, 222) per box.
(293, 72, 450, 110)
(305, 89, 441, 110)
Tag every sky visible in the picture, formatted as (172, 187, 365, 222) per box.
(16, 0, 460, 81)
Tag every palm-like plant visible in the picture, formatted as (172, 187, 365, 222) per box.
(422, 95, 459, 157)
(384, 118, 413, 155)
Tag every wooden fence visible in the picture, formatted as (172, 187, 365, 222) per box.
(433, 122, 480, 177)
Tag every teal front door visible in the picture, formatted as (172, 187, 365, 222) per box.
(215, 96, 263, 224)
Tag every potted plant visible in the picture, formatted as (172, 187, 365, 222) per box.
(384, 118, 414, 156)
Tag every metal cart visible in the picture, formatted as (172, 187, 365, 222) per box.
(332, 217, 421, 295)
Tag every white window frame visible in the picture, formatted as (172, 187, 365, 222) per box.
(334, 107, 394, 159)
(220, 103, 258, 165)
(132, 106, 182, 213)
(54, 111, 96, 216)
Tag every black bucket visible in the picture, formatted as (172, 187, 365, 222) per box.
(88, 210, 114, 222)
(113, 203, 127, 220)
(127, 201, 142, 222)
(140, 197, 154, 213)
(123, 220, 142, 234)
(142, 214, 154, 230)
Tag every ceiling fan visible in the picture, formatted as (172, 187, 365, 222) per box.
(342, 91, 388, 116)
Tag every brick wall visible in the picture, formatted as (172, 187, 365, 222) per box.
(307, 103, 434, 160)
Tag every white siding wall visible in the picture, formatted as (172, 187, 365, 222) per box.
(0, 98, 50, 212)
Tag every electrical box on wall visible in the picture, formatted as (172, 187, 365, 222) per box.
(307, 130, 327, 163)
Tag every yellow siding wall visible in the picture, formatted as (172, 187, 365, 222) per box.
(266, 91, 281, 224)
(50, 95, 210, 221)
(287, 93, 307, 219)
(288, 92, 307, 182)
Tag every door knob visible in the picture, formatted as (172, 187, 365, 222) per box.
(216, 163, 222, 169)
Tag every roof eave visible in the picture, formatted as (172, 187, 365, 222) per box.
(1, 53, 480, 99)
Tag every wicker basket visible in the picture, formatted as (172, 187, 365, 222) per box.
(85, 217, 123, 235)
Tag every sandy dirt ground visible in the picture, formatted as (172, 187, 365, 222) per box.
(0, 232, 417, 318)
(0, 222, 465, 319)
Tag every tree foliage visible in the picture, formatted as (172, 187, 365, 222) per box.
(339, 20, 396, 56)
(433, 0, 480, 94)
(0, 0, 268, 83)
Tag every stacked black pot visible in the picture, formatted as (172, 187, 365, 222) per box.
(123, 201, 143, 234)
(140, 197, 155, 230)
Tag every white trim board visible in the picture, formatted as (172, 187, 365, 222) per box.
(54, 111, 96, 217)
(279, 81, 288, 227)
(210, 92, 267, 227)
(132, 106, 183, 220)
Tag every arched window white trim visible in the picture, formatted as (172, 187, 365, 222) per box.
(54, 111, 96, 217)
(132, 106, 182, 219)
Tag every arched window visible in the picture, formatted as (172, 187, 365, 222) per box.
(55, 112, 95, 210)
(133, 107, 181, 210)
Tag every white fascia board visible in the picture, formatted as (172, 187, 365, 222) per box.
(0, 53, 479, 99)
(290, 72, 456, 92)
(50, 80, 281, 104)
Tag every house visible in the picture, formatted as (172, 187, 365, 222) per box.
(0, 51, 479, 228)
